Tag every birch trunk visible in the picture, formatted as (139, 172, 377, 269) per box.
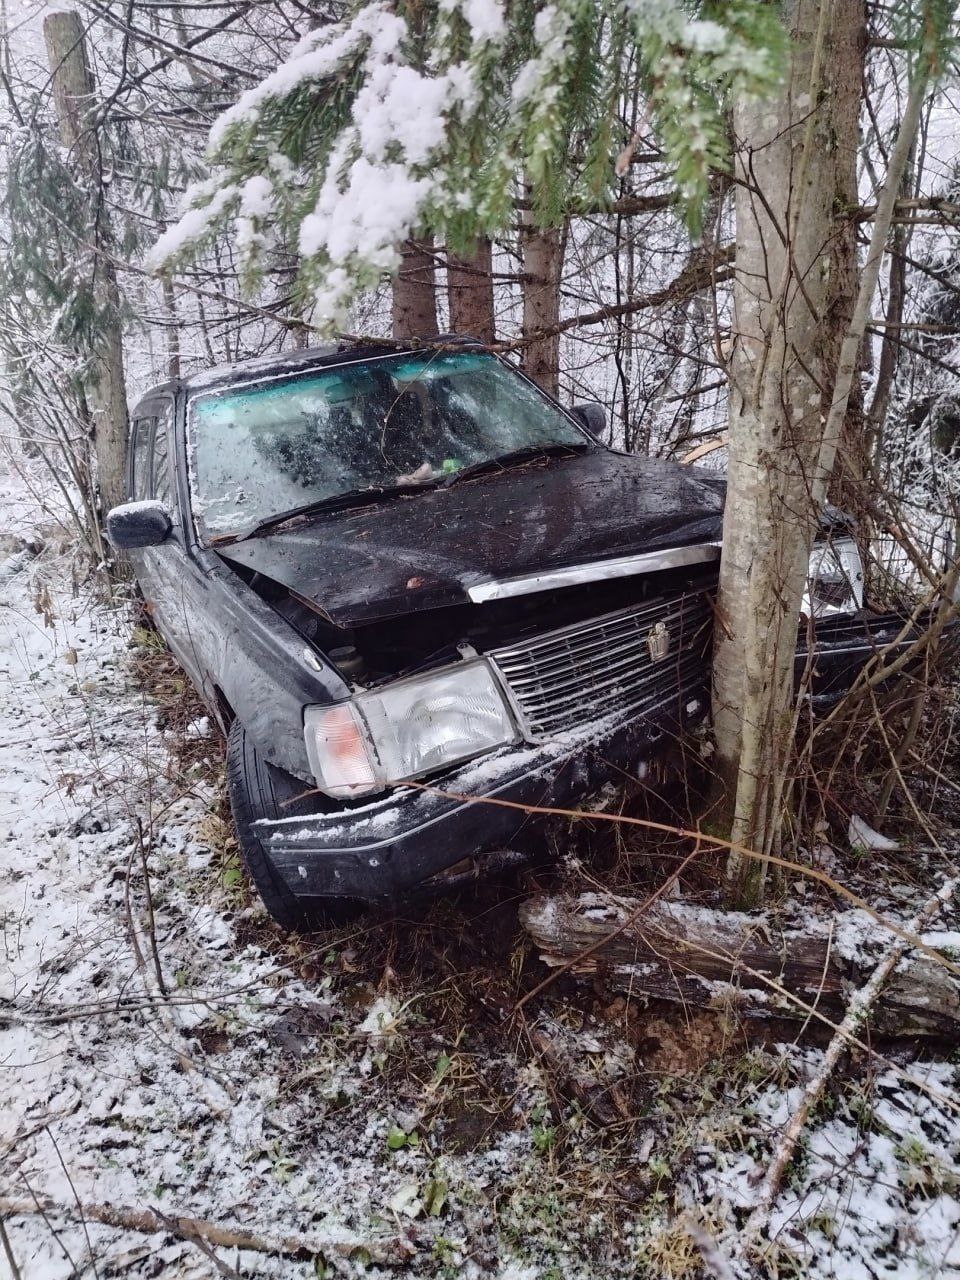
(520, 221, 563, 395)
(447, 237, 496, 343)
(43, 10, 129, 523)
(392, 238, 439, 339)
(713, 0, 865, 904)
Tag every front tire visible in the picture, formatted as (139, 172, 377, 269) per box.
(225, 718, 359, 932)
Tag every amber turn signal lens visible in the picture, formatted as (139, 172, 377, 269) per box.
(304, 703, 379, 797)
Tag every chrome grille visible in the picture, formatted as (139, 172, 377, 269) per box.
(488, 592, 713, 740)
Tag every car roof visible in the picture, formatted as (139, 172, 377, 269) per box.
(130, 335, 484, 417)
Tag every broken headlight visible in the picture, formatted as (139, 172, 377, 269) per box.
(803, 536, 865, 618)
(304, 660, 519, 798)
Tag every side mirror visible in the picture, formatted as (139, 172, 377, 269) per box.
(106, 500, 172, 550)
(571, 401, 606, 440)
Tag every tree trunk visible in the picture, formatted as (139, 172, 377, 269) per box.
(521, 221, 563, 395)
(392, 239, 439, 339)
(823, 1, 869, 521)
(519, 893, 960, 1040)
(162, 278, 182, 378)
(447, 237, 495, 343)
(43, 9, 129, 523)
(712, 0, 865, 904)
(817, 66, 932, 498)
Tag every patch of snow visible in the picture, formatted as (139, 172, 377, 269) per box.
(112, 498, 167, 515)
(207, 6, 400, 151)
(849, 812, 901, 853)
(147, 179, 237, 270)
(358, 994, 401, 1041)
(185, 714, 212, 739)
(0, 459, 570, 1275)
(456, 0, 507, 43)
(239, 173, 274, 218)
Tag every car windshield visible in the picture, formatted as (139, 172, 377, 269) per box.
(188, 350, 586, 539)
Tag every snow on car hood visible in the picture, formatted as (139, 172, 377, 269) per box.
(215, 448, 726, 627)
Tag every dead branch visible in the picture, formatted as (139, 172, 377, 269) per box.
(151, 1206, 242, 1279)
(498, 246, 734, 349)
(134, 817, 167, 996)
(741, 875, 958, 1249)
(0, 1196, 415, 1267)
(0, 1218, 23, 1280)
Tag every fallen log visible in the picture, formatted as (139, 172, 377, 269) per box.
(518, 893, 960, 1038)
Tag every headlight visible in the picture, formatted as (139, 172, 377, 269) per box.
(304, 660, 518, 798)
(803, 536, 864, 618)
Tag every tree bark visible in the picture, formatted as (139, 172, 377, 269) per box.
(822, 0, 868, 512)
(712, 0, 866, 904)
(519, 893, 960, 1039)
(162, 278, 182, 378)
(43, 9, 129, 523)
(392, 238, 439, 339)
(817, 65, 932, 497)
(520, 220, 563, 395)
(447, 237, 495, 343)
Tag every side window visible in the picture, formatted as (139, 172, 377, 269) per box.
(152, 404, 175, 511)
(131, 417, 154, 500)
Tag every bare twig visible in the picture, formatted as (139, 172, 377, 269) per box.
(0, 1217, 23, 1280)
(134, 817, 167, 996)
(151, 1206, 242, 1279)
(741, 874, 958, 1248)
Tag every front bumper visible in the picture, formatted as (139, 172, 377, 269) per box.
(257, 608, 947, 903)
(795, 608, 947, 704)
(257, 687, 711, 901)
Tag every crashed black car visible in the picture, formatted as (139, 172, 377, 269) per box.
(108, 339, 906, 929)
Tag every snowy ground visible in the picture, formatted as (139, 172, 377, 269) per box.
(3, 457, 960, 1279)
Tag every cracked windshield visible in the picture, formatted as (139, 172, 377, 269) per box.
(190, 351, 585, 537)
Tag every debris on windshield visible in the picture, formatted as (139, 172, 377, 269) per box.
(396, 461, 434, 485)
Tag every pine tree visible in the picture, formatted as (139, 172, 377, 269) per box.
(149, 0, 788, 332)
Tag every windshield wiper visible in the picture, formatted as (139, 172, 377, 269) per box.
(211, 442, 591, 542)
(441, 441, 590, 489)
(214, 482, 439, 544)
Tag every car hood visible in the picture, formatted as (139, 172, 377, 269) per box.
(216, 449, 726, 627)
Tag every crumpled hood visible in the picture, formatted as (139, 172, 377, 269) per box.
(216, 449, 726, 626)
